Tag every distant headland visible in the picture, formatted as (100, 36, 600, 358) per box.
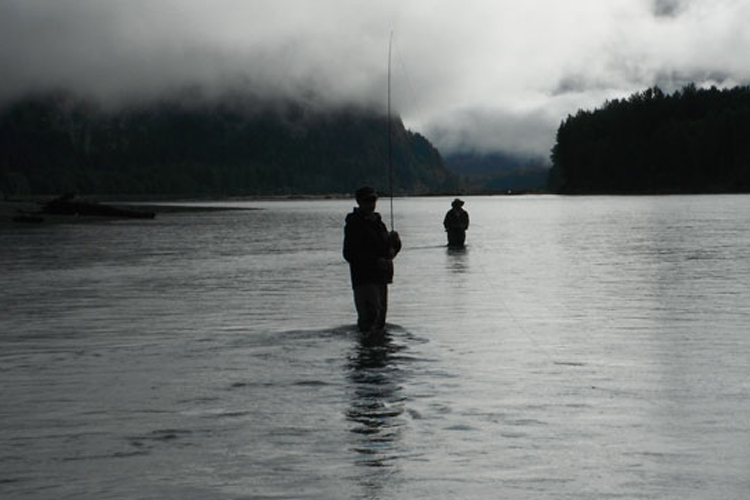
(0, 90, 457, 199)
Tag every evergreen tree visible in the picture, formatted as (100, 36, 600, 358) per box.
(549, 85, 750, 194)
(0, 91, 457, 198)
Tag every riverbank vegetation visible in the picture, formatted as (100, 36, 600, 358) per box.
(549, 84, 750, 193)
(0, 91, 457, 198)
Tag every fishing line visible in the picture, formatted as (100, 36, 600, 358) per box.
(389, 33, 422, 233)
(391, 35, 420, 116)
(385, 31, 420, 232)
(385, 34, 658, 407)
(472, 246, 556, 364)
(471, 240, 659, 405)
(388, 31, 394, 231)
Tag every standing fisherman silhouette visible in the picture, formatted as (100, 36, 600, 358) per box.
(443, 198, 470, 247)
(343, 186, 402, 334)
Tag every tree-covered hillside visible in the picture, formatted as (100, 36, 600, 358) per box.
(549, 85, 750, 193)
(0, 91, 457, 198)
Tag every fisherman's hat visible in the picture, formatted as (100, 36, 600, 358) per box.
(356, 186, 378, 202)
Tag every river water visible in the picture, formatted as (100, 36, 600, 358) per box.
(1, 195, 749, 499)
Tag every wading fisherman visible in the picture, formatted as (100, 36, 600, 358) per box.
(343, 186, 402, 334)
(443, 198, 469, 247)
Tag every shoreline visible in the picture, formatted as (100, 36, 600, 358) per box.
(0, 199, 259, 228)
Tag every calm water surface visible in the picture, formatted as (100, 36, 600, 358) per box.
(1, 195, 750, 499)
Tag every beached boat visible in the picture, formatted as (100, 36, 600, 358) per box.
(40, 194, 155, 219)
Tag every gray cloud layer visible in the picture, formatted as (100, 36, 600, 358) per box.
(2, 0, 749, 159)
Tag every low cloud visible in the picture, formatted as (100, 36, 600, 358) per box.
(423, 107, 559, 162)
(652, 0, 686, 17)
(2, 0, 750, 158)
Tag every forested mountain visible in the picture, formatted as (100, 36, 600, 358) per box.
(0, 91, 456, 198)
(444, 151, 549, 192)
(549, 84, 750, 194)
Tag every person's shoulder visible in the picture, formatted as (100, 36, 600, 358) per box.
(345, 209, 359, 224)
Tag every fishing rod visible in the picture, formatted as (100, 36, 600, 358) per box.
(388, 31, 394, 231)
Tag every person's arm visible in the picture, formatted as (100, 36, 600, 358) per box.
(388, 230, 402, 258)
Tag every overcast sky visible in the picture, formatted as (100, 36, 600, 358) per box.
(2, 0, 750, 160)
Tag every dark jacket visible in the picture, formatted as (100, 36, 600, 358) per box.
(343, 208, 401, 287)
(443, 208, 469, 231)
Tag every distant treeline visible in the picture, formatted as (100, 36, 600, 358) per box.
(0, 91, 457, 198)
(444, 151, 549, 193)
(549, 84, 750, 193)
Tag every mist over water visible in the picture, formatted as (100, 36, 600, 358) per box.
(2, 195, 750, 499)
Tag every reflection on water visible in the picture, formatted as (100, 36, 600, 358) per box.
(346, 330, 411, 500)
(446, 245, 468, 274)
(347, 332, 406, 468)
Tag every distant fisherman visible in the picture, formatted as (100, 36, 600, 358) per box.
(343, 186, 402, 334)
(443, 198, 469, 247)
